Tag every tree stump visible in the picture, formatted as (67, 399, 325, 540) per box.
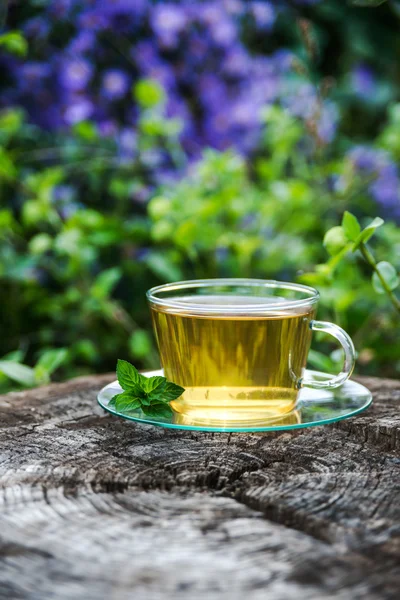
(0, 374, 399, 600)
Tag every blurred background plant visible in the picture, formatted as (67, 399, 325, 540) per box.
(0, 0, 399, 391)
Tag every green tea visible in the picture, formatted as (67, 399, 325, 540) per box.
(151, 295, 315, 424)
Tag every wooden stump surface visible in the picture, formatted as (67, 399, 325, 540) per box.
(0, 374, 399, 600)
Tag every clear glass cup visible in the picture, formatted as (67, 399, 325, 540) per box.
(147, 279, 355, 425)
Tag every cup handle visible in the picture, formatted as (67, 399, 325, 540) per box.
(300, 320, 356, 390)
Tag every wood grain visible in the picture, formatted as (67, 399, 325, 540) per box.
(0, 374, 399, 599)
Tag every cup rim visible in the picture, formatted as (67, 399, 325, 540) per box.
(147, 278, 319, 315)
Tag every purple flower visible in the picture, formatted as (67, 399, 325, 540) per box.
(348, 147, 400, 220)
(97, 0, 147, 17)
(203, 112, 233, 150)
(95, 0, 147, 34)
(282, 83, 316, 119)
(273, 49, 294, 72)
(351, 64, 376, 97)
(117, 128, 137, 162)
(98, 120, 118, 137)
(166, 95, 192, 128)
(223, 0, 245, 16)
(201, 6, 237, 47)
(198, 74, 229, 111)
(348, 146, 382, 172)
(281, 82, 337, 142)
(151, 4, 187, 49)
(64, 97, 94, 125)
(317, 102, 338, 143)
(136, 46, 176, 91)
(251, 2, 275, 31)
(47, 0, 77, 20)
(52, 185, 75, 203)
(133, 41, 161, 70)
(230, 97, 262, 128)
(18, 62, 51, 91)
(187, 32, 209, 64)
(68, 31, 96, 55)
(133, 187, 153, 205)
(371, 164, 400, 219)
(223, 47, 251, 77)
(59, 59, 93, 91)
(23, 17, 50, 39)
(78, 9, 108, 31)
(140, 149, 164, 169)
(101, 69, 130, 100)
(154, 167, 180, 186)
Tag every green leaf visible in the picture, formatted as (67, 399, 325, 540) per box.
(1, 350, 25, 363)
(111, 391, 142, 412)
(72, 120, 98, 141)
(141, 375, 166, 395)
(353, 217, 384, 250)
(161, 381, 185, 402)
(36, 348, 68, 375)
(342, 211, 361, 241)
(28, 233, 52, 255)
(323, 226, 348, 256)
(134, 79, 165, 108)
(91, 268, 121, 300)
(0, 361, 36, 387)
(307, 350, 337, 373)
(372, 261, 400, 294)
(142, 403, 173, 419)
(0, 147, 17, 181)
(129, 330, 152, 360)
(140, 395, 152, 406)
(148, 196, 172, 220)
(145, 252, 183, 282)
(116, 359, 141, 390)
(0, 31, 28, 57)
(0, 108, 24, 138)
(113, 360, 185, 415)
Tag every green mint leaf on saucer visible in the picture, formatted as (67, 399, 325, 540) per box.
(142, 403, 173, 419)
(109, 391, 142, 411)
(141, 375, 166, 395)
(160, 381, 185, 402)
(117, 359, 141, 390)
(111, 359, 184, 417)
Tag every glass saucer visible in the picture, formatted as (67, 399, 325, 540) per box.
(97, 370, 372, 433)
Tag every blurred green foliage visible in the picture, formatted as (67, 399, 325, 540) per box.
(1, 0, 400, 389)
(1, 90, 399, 391)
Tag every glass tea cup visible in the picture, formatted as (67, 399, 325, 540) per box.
(147, 279, 355, 425)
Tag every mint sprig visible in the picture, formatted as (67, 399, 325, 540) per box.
(108, 359, 184, 419)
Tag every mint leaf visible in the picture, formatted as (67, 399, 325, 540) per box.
(142, 403, 173, 419)
(117, 359, 141, 390)
(161, 381, 185, 401)
(113, 359, 185, 419)
(140, 394, 152, 406)
(111, 391, 142, 411)
(141, 375, 166, 394)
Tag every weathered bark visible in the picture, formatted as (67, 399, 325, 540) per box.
(0, 374, 399, 600)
